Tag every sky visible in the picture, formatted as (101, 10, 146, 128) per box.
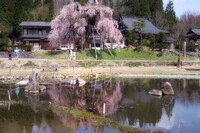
(163, 0, 200, 18)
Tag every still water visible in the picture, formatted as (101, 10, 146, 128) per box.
(0, 78, 200, 133)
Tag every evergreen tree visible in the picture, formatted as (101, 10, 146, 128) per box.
(149, 0, 167, 29)
(45, 0, 54, 21)
(77, 0, 88, 5)
(165, 0, 177, 32)
(12, 0, 33, 36)
(131, 0, 140, 16)
(131, 0, 150, 16)
(149, 0, 163, 15)
(0, 0, 15, 25)
(139, 0, 150, 16)
(126, 30, 136, 46)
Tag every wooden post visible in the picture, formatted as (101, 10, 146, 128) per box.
(103, 103, 106, 116)
(8, 90, 11, 101)
(8, 101, 11, 111)
(198, 44, 200, 57)
(53, 65, 55, 79)
(9, 66, 11, 76)
(32, 65, 34, 72)
(73, 62, 75, 75)
(183, 41, 187, 57)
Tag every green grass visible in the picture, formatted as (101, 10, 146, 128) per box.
(52, 105, 151, 133)
(33, 49, 193, 61)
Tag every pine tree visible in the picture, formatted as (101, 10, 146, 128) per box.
(139, 0, 150, 16)
(131, 0, 150, 16)
(165, 0, 177, 32)
(0, 0, 15, 25)
(131, 0, 140, 16)
(149, 0, 166, 29)
(149, 0, 163, 15)
(12, 0, 33, 35)
(46, 0, 54, 21)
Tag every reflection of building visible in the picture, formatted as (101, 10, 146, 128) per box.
(19, 21, 51, 50)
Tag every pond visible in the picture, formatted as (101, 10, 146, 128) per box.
(0, 78, 200, 133)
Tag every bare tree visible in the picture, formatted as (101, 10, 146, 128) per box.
(173, 11, 200, 40)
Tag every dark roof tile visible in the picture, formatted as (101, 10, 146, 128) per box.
(19, 21, 50, 27)
(121, 17, 168, 34)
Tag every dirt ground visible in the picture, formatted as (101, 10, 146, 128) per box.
(0, 59, 200, 78)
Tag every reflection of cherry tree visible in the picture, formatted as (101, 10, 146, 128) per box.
(48, 80, 122, 116)
(52, 110, 104, 133)
(96, 81, 122, 116)
(48, 2, 122, 50)
(48, 83, 87, 109)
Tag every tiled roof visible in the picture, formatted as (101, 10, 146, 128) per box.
(19, 21, 50, 27)
(121, 16, 168, 34)
(164, 37, 175, 43)
(187, 28, 200, 36)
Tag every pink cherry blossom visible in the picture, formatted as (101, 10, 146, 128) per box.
(48, 2, 123, 49)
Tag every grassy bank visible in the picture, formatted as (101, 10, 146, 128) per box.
(52, 105, 164, 133)
(33, 49, 193, 60)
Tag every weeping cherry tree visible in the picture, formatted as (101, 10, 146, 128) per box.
(48, 2, 123, 58)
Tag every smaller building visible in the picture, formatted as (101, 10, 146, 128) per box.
(185, 28, 200, 56)
(19, 21, 51, 50)
(185, 28, 200, 42)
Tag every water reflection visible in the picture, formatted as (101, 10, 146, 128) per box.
(48, 79, 123, 116)
(110, 78, 200, 133)
(1, 78, 200, 133)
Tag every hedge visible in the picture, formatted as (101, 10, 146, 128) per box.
(0, 45, 33, 51)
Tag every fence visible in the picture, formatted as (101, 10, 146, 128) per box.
(0, 59, 200, 81)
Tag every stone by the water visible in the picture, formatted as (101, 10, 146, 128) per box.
(162, 82, 174, 95)
(25, 71, 40, 94)
(29, 89, 39, 94)
(149, 89, 162, 96)
(39, 86, 46, 91)
(16, 80, 29, 86)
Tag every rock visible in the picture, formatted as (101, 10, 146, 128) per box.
(78, 79, 86, 87)
(149, 89, 162, 96)
(39, 85, 46, 91)
(25, 71, 40, 94)
(162, 82, 174, 95)
(16, 80, 29, 86)
(29, 89, 39, 94)
(162, 95, 174, 105)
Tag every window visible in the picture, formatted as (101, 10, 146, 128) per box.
(92, 43, 100, 47)
(23, 29, 27, 34)
(42, 29, 50, 35)
(61, 43, 68, 48)
(27, 29, 39, 35)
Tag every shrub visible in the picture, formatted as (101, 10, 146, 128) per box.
(0, 38, 9, 46)
(80, 61, 102, 68)
(125, 62, 141, 67)
(0, 45, 33, 51)
(23, 61, 39, 67)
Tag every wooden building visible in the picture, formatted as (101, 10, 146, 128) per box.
(19, 21, 51, 50)
(185, 28, 200, 41)
(119, 16, 175, 51)
(185, 28, 200, 56)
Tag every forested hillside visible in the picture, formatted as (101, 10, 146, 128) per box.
(0, 0, 54, 37)
(0, 0, 177, 42)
